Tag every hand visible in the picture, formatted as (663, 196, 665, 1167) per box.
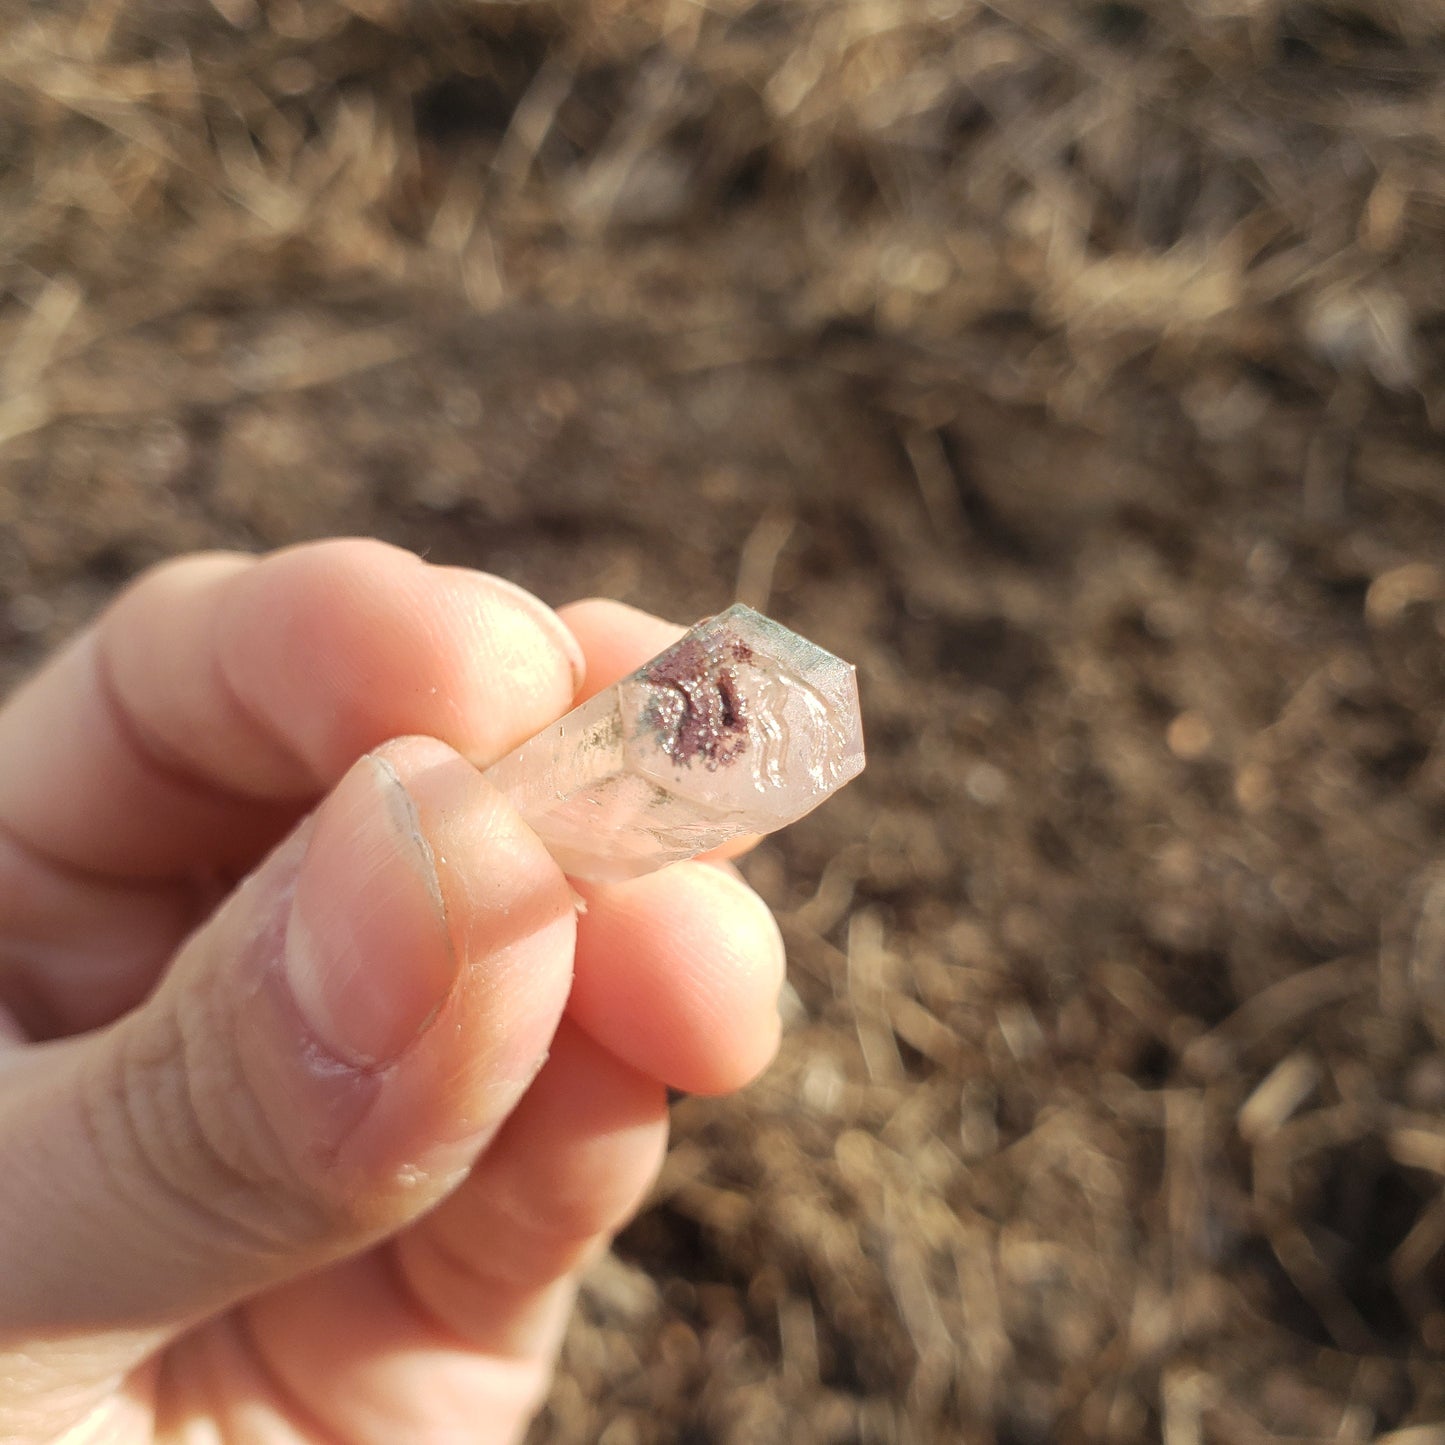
(0, 540, 784, 1444)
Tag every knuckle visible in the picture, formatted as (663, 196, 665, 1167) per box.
(86, 1004, 341, 1265)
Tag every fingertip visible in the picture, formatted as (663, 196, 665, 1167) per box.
(436, 568, 585, 693)
(556, 599, 687, 703)
(239, 738, 578, 1202)
(366, 736, 577, 1094)
(667, 862, 787, 1090)
(219, 541, 583, 773)
(569, 861, 786, 1095)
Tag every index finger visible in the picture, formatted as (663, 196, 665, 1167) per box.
(0, 540, 585, 879)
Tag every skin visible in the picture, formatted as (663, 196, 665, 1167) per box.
(0, 539, 785, 1444)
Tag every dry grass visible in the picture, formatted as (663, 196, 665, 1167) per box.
(4, 1, 1445, 1441)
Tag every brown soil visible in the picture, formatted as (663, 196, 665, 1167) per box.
(4, 2, 1445, 1441)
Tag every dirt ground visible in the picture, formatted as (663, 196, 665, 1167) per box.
(4, 1, 1445, 1440)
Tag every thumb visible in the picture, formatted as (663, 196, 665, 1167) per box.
(0, 738, 574, 1357)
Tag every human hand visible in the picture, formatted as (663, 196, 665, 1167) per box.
(0, 540, 785, 1444)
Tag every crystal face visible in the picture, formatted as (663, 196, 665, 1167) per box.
(484, 604, 865, 882)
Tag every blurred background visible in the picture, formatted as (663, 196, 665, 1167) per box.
(4, 1, 1445, 1440)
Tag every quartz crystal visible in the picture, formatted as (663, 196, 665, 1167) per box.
(484, 603, 865, 881)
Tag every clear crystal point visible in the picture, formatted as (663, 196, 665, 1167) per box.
(484, 604, 865, 881)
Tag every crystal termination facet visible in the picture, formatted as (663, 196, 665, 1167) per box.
(483, 604, 865, 882)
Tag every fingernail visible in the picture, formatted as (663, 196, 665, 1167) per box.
(482, 574, 586, 691)
(284, 755, 458, 1068)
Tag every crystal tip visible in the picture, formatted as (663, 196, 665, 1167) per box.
(619, 603, 864, 826)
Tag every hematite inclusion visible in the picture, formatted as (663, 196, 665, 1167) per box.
(483, 604, 865, 882)
(641, 633, 754, 769)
